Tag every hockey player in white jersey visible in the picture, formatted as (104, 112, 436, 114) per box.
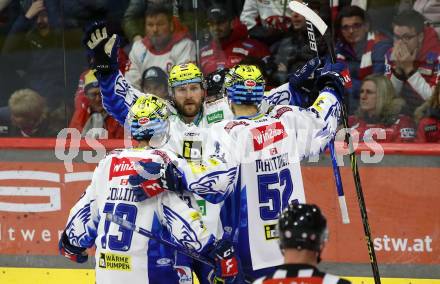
(58, 95, 241, 284)
(133, 63, 347, 282)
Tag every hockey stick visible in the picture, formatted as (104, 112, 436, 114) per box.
(289, 2, 381, 283)
(192, 0, 200, 65)
(105, 213, 214, 267)
(297, 1, 350, 224)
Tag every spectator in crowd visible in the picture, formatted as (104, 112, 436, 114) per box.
(0, 88, 57, 137)
(69, 70, 124, 139)
(1, 0, 82, 111)
(240, 0, 296, 45)
(269, 0, 329, 86)
(141, 66, 169, 99)
(200, 4, 270, 75)
(413, 0, 440, 38)
(385, 9, 440, 115)
(348, 74, 415, 142)
(125, 3, 195, 90)
(414, 81, 440, 142)
(122, 0, 245, 43)
(0, 0, 20, 105)
(331, 0, 409, 36)
(253, 203, 351, 284)
(335, 5, 391, 113)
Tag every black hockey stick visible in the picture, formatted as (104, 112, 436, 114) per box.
(106, 213, 214, 267)
(299, 1, 350, 224)
(106, 213, 254, 283)
(289, 2, 381, 283)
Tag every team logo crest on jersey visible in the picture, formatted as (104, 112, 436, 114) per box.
(163, 205, 203, 252)
(66, 204, 92, 247)
(189, 167, 237, 196)
(251, 122, 288, 151)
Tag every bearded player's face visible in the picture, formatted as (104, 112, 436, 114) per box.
(173, 83, 205, 119)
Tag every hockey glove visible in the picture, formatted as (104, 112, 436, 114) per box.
(129, 161, 183, 201)
(209, 240, 241, 283)
(59, 231, 88, 263)
(287, 57, 321, 107)
(83, 21, 119, 74)
(288, 57, 320, 90)
(316, 60, 352, 102)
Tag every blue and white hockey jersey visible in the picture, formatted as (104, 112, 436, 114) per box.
(63, 147, 238, 284)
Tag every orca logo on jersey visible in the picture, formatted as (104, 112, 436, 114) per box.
(162, 205, 203, 252)
(251, 122, 288, 151)
(109, 157, 151, 180)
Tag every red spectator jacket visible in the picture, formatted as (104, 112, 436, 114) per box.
(416, 116, 440, 142)
(349, 114, 416, 143)
(385, 27, 440, 110)
(70, 70, 125, 139)
(200, 18, 270, 74)
(69, 94, 124, 139)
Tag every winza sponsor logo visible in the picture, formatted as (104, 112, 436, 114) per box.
(251, 122, 287, 151)
(109, 157, 151, 180)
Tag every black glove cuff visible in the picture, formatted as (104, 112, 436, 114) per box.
(61, 231, 87, 254)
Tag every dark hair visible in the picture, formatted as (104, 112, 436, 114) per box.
(392, 9, 426, 34)
(144, 3, 173, 21)
(336, 5, 368, 32)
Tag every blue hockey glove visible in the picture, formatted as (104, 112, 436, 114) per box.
(83, 21, 119, 74)
(287, 57, 321, 107)
(209, 240, 241, 283)
(288, 57, 320, 90)
(316, 60, 352, 101)
(129, 161, 183, 201)
(59, 231, 88, 263)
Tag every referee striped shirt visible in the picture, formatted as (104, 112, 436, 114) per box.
(253, 264, 351, 284)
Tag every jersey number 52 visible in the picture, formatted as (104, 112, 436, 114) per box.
(257, 169, 293, 220)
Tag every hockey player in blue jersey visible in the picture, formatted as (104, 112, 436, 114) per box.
(81, 21, 348, 283)
(132, 63, 347, 282)
(58, 95, 242, 284)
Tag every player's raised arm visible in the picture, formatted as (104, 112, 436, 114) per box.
(83, 22, 143, 125)
(274, 60, 348, 160)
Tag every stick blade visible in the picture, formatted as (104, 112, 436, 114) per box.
(288, 1, 328, 35)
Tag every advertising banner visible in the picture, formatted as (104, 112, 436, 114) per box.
(0, 162, 439, 264)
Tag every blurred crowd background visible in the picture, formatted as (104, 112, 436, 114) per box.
(0, 0, 439, 143)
